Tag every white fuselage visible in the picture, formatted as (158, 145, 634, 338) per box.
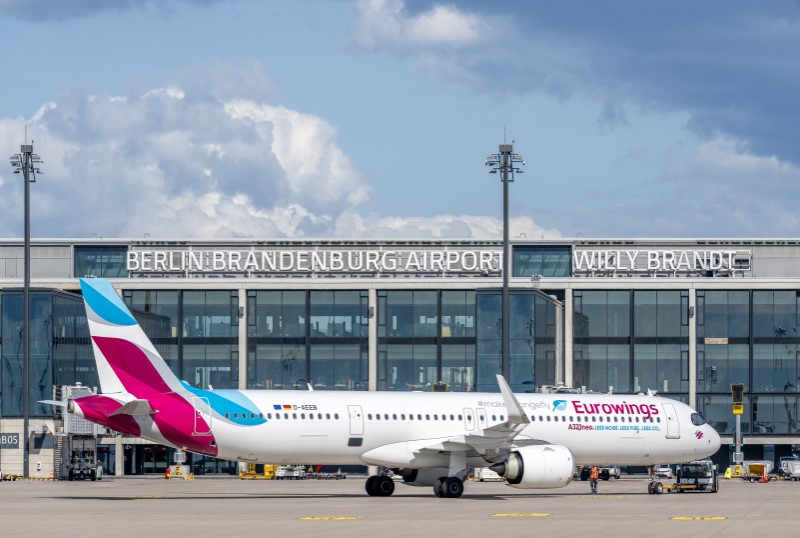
(170, 390, 720, 467)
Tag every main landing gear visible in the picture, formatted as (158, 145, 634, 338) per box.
(434, 476, 464, 498)
(365, 475, 395, 497)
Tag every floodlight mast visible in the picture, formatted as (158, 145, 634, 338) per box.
(485, 144, 525, 380)
(9, 142, 42, 478)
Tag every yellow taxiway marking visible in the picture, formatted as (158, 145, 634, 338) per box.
(298, 516, 364, 521)
(492, 513, 551, 517)
(670, 516, 728, 521)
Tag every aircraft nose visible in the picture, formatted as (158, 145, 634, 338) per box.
(709, 426, 721, 452)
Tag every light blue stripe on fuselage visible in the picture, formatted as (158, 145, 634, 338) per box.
(181, 382, 267, 426)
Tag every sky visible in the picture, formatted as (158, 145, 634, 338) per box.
(1, 0, 800, 240)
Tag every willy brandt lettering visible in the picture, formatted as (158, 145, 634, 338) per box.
(573, 249, 751, 274)
(127, 249, 502, 275)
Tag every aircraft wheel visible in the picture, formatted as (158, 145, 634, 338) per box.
(647, 482, 655, 494)
(443, 477, 464, 498)
(365, 475, 379, 496)
(654, 482, 664, 495)
(374, 476, 395, 497)
(433, 477, 446, 498)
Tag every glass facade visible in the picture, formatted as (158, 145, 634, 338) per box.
(74, 246, 128, 277)
(475, 291, 558, 393)
(574, 290, 688, 395)
(123, 289, 237, 389)
(247, 290, 369, 390)
(697, 290, 800, 435)
(378, 290, 477, 391)
(512, 245, 571, 277)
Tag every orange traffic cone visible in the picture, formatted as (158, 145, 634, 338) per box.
(49, 470, 53, 481)
(165, 468, 170, 480)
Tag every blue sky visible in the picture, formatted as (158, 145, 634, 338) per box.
(1, 0, 799, 239)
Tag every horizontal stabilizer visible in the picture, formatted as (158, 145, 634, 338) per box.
(109, 399, 156, 417)
(38, 399, 67, 408)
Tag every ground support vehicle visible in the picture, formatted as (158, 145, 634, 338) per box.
(239, 464, 276, 480)
(648, 460, 718, 494)
(781, 460, 800, 482)
(275, 465, 306, 480)
(67, 457, 101, 481)
(741, 461, 774, 483)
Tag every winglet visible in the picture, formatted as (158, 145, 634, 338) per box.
(496, 374, 530, 425)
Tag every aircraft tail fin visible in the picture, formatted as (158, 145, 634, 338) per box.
(80, 278, 181, 397)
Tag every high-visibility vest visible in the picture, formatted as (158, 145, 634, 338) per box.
(590, 467, 599, 479)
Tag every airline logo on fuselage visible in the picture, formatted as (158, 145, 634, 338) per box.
(552, 400, 567, 411)
(572, 401, 660, 419)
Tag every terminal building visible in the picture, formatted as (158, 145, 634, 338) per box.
(0, 237, 798, 477)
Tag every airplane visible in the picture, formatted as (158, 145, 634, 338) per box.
(57, 278, 721, 498)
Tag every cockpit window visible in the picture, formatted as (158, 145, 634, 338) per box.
(690, 413, 706, 426)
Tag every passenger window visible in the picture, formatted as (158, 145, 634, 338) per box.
(368, 414, 372, 420)
(334, 413, 339, 419)
(267, 413, 272, 419)
(393, 414, 398, 420)
(418, 414, 423, 420)
(450, 414, 455, 420)
(492, 415, 497, 421)
(233, 413, 238, 419)
(434, 415, 438, 420)
(318, 413, 323, 419)
(259, 413, 264, 419)
(225, 413, 230, 419)
(546, 416, 551, 422)
(292, 413, 297, 419)
(326, 413, 331, 419)
(284, 413, 289, 419)
(301, 413, 306, 419)
(384, 414, 389, 420)
(458, 415, 463, 420)
(426, 414, 430, 420)
(401, 414, 406, 420)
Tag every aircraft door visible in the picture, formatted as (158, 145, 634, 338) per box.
(463, 408, 475, 431)
(661, 403, 680, 439)
(192, 397, 212, 436)
(347, 405, 364, 435)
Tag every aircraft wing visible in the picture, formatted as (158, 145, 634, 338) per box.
(361, 375, 542, 466)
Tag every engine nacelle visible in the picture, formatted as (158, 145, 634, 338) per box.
(490, 445, 574, 489)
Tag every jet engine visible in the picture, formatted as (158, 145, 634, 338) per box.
(489, 445, 574, 489)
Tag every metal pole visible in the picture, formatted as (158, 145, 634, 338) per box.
(734, 414, 742, 464)
(500, 144, 511, 380)
(22, 144, 31, 478)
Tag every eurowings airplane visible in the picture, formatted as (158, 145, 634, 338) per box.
(60, 278, 721, 498)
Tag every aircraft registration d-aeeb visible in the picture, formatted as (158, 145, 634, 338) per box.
(59, 278, 721, 498)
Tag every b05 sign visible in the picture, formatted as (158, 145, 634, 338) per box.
(0, 433, 20, 449)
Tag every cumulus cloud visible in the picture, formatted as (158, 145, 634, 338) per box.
(0, 60, 558, 240)
(333, 212, 560, 239)
(350, 1, 800, 166)
(352, 0, 487, 52)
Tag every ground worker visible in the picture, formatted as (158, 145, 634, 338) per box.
(589, 465, 599, 494)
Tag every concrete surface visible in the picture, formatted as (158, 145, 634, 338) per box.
(0, 475, 795, 537)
